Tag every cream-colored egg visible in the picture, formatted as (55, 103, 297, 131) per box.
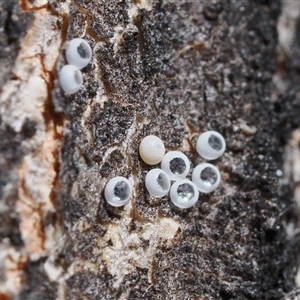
(139, 135, 165, 165)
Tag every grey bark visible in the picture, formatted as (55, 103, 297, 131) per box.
(1, 0, 300, 299)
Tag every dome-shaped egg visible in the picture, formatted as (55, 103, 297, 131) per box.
(59, 65, 83, 94)
(139, 135, 165, 165)
(161, 151, 190, 181)
(170, 179, 199, 209)
(104, 176, 132, 207)
(192, 163, 221, 193)
(196, 131, 226, 160)
(65, 38, 92, 69)
(145, 169, 170, 197)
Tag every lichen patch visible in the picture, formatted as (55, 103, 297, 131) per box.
(101, 216, 180, 288)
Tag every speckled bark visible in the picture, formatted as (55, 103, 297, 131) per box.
(1, 0, 300, 299)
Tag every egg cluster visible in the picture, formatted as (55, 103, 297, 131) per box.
(104, 131, 226, 209)
(58, 38, 92, 94)
(140, 131, 225, 208)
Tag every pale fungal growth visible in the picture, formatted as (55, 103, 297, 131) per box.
(170, 179, 199, 209)
(196, 130, 226, 160)
(65, 38, 92, 69)
(104, 176, 132, 207)
(161, 151, 190, 181)
(139, 135, 165, 165)
(58, 65, 83, 94)
(192, 163, 221, 193)
(145, 168, 171, 197)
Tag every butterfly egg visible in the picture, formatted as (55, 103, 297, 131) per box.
(65, 38, 92, 69)
(170, 179, 199, 209)
(161, 151, 190, 181)
(139, 135, 165, 165)
(145, 169, 170, 197)
(192, 163, 221, 193)
(196, 131, 226, 160)
(59, 65, 83, 94)
(104, 176, 132, 207)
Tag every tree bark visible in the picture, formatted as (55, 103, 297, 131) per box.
(1, 0, 300, 299)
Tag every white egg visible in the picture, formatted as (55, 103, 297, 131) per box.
(145, 169, 170, 197)
(161, 151, 190, 181)
(59, 65, 83, 94)
(196, 131, 226, 160)
(65, 38, 92, 69)
(139, 135, 165, 165)
(192, 163, 221, 193)
(104, 176, 132, 207)
(170, 179, 199, 209)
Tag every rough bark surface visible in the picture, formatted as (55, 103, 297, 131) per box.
(1, 0, 300, 299)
